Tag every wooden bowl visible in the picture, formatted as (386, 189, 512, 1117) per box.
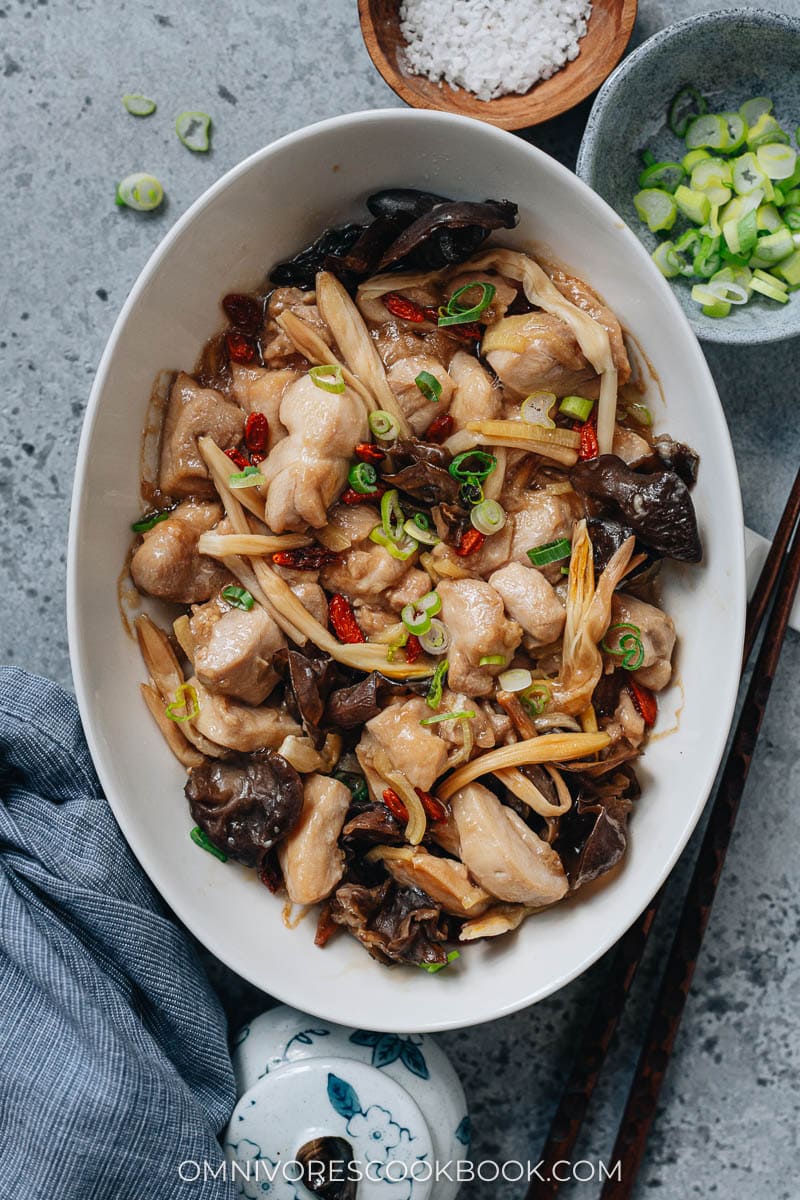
(358, 0, 638, 129)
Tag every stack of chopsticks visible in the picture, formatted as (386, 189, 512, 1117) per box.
(525, 466, 800, 1200)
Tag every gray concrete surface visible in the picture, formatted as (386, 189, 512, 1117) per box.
(1, 1, 799, 1196)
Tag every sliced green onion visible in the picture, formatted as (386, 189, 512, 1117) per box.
(722, 209, 757, 256)
(190, 826, 228, 862)
(682, 148, 712, 173)
(459, 478, 484, 508)
(419, 619, 449, 656)
(479, 654, 506, 666)
(229, 466, 262, 489)
(753, 268, 788, 291)
(633, 188, 677, 233)
(497, 668, 533, 693)
(627, 402, 652, 426)
(309, 364, 345, 394)
(448, 450, 496, 481)
(419, 590, 442, 616)
(773, 250, 800, 286)
(385, 627, 409, 663)
(369, 526, 417, 560)
(685, 113, 729, 151)
(754, 227, 794, 264)
(641, 148, 657, 167)
(347, 462, 378, 494)
(404, 517, 439, 545)
(652, 242, 681, 278)
(749, 275, 790, 302)
(783, 205, 800, 232)
(739, 96, 773, 127)
(166, 683, 199, 723)
(131, 510, 170, 533)
(415, 371, 442, 402)
(521, 682, 551, 716)
(746, 113, 789, 149)
(470, 499, 506, 536)
(527, 538, 571, 567)
(520, 391, 556, 427)
(175, 110, 212, 152)
(692, 234, 722, 278)
(668, 87, 707, 137)
(426, 659, 449, 708)
(122, 93, 156, 116)
(559, 395, 594, 422)
(115, 172, 164, 212)
(419, 709, 476, 726)
(637, 161, 685, 193)
(705, 279, 749, 305)
(368, 410, 399, 440)
(719, 112, 747, 153)
(420, 949, 460, 973)
(221, 585, 255, 611)
(601, 622, 645, 670)
(733, 152, 770, 196)
(380, 488, 405, 540)
(756, 143, 797, 181)
(401, 602, 432, 636)
(439, 281, 496, 327)
(675, 184, 711, 225)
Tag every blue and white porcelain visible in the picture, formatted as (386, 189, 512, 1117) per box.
(226, 1006, 470, 1199)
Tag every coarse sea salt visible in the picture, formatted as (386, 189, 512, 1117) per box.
(399, 0, 593, 102)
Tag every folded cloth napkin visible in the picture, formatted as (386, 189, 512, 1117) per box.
(0, 667, 238, 1199)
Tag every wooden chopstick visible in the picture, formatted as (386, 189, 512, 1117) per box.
(526, 465, 800, 1200)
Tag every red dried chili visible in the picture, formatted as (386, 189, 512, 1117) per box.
(244, 411, 269, 453)
(577, 418, 599, 461)
(258, 854, 282, 893)
(341, 486, 384, 505)
(314, 903, 338, 948)
(628, 681, 658, 728)
(427, 412, 454, 443)
(272, 546, 337, 570)
(226, 329, 257, 364)
(414, 787, 447, 823)
(225, 446, 250, 471)
(455, 528, 485, 557)
(405, 634, 422, 664)
(329, 593, 366, 643)
(384, 292, 428, 323)
(382, 787, 409, 823)
(354, 442, 386, 464)
(222, 292, 262, 332)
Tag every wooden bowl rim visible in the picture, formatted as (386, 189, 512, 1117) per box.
(358, 0, 639, 129)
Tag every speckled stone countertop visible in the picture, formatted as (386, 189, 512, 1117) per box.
(2, 1, 798, 1196)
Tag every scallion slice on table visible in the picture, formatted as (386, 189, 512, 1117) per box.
(175, 110, 212, 152)
(634, 188, 677, 232)
(637, 160, 685, 192)
(115, 173, 164, 212)
(122, 93, 156, 116)
(527, 538, 572, 567)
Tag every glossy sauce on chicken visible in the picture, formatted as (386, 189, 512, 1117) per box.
(128, 189, 702, 970)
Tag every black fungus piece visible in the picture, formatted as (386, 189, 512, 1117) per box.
(324, 671, 430, 729)
(377, 198, 519, 271)
(381, 438, 461, 505)
(651, 435, 700, 488)
(571, 454, 702, 563)
(341, 805, 405, 846)
(269, 224, 365, 290)
(555, 766, 640, 890)
(587, 516, 637, 573)
(273, 647, 340, 750)
(366, 187, 450, 221)
(185, 750, 303, 867)
(328, 880, 449, 966)
(323, 215, 407, 282)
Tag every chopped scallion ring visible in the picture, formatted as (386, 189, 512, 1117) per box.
(637, 161, 685, 193)
(221, 585, 255, 611)
(309, 364, 345, 393)
(122, 93, 157, 116)
(438, 281, 496, 327)
(479, 654, 506, 666)
(498, 668, 532, 693)
(749, 275, 790, 302)
(520, 391, 557, 427)
(559, 394, 594, 422)
(470, 499, 506, 535)
(521, 682, 551, 716)
(627, 402, 653, 426)
(115, 173, 164, 212)
(419, 590, 442, 616)
(380, 488, 405, 541)
(634, 188, 678, 233)
(166, 683, 199, 724)
(415, 371, 442, 402)
(347, 461, 378, 494)
(190, 826, 228, 862)
(419, 949, 460, 973)
(448, 450, 496, 481)
(369, 526, 418, 560)
(401, 603, 433, 636)
(404, 516, 439, 546)
(601, 622, 645, 670)
(419, 619, 449, 656)
(175, 110, 212, 152)
(368, 410, 399, 440)
(229, 466, 263, 489)
(131, 510, 170, 533)
(527, 538, 572, 567)
(739, 96, 773, 127)
(426, 659, 449, 709)
(419, 710, 476, 726)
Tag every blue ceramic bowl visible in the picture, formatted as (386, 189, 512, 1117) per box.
(577, 8, 800, 345)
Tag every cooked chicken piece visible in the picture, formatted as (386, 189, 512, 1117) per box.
(130, 499, 230, 605)
(364, 698, 449, 791)
(230, 364, 298, 450)
(189, 593, 285, 706)
(289, 579, 328, 626)
(320, 505, 421, 604)
(436, 579, 522, 697)
(188, 676, 300, 753)
(383, 568, 431, 610)
(379, 847, 491, 918)
(260, 373, 367, 531)
(277, 773, 350, 905)
(550, 270, 631, 386)
(435, 689, 499, 752)
(613, 423, 651, 465)
(459, 902, 532, 941)
(489, 562, 566, 647)
(386, 355, 453, 434)
(605, 687, 646, 748)
(483, 311, 600, 400)
(610, 593, 676, 691)
(159, 372, 244, 498)
(266, 286, 310, 319)
(443, 271, 518, 323)
(450, 782, 568, 906)
(508, 491, 575, 582)
(262, 299, 333, 363)
(447, 350, 501, 429)
(354, 606, 401, 637)
(430, 522, 515, 580)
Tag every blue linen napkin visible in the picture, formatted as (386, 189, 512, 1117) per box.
(0, 667, 238, 1199)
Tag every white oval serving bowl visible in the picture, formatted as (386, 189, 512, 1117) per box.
(68, 109, 745, 1032)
